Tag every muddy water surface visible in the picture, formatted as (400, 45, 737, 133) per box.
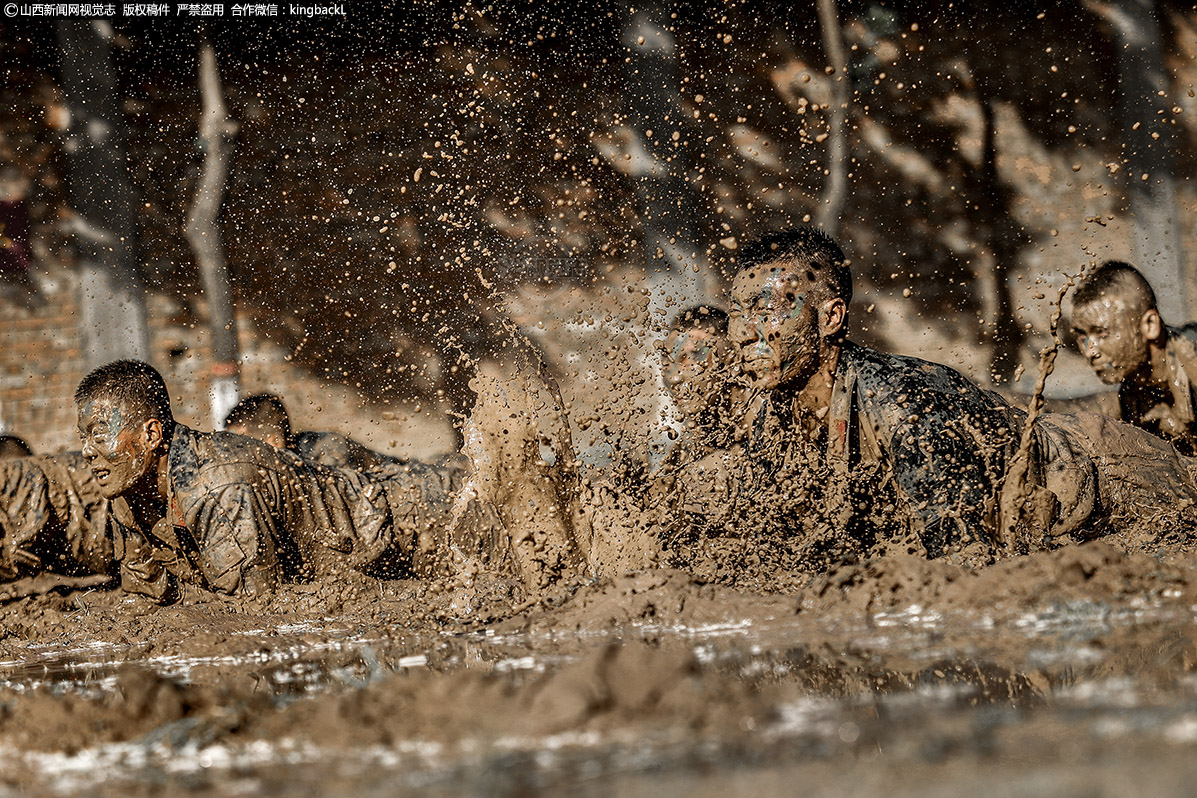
(0, 543, 1193, 797)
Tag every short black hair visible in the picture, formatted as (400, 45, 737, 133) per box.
(223, 393, 292, 443)
(1073, 260, 1158, 317)
(671, 305, 729, 335)
(0, 435, 32, 458)
(74, 360, 174, 429)
(736, 226, 852, 309)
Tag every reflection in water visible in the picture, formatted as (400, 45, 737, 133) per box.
(0, 603, 1195, 796)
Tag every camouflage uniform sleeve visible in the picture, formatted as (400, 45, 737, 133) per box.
(181, 482, 280, 596)
(0, 459, 52, 578)
(112, 518, 175, 602)
(301, 463, 393, 569)
(293, 431, 355, 468)
(367, 460, 474, 576)
(1030, 414, 1098, 537)
(40, 455, 114, 575)
(885, 411, 1003, 556)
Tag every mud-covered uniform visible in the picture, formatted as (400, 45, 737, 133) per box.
(111, 426, 504, 600)
(292, 430, 402, 471)
(1118, 324, 1197, 455)
(0, 454, 113, 579)
(112, 425, 399, 601)
(1033, 411, 1197, 548)
(762, 342, 1022, 556)
(723, 342, 1197, 556)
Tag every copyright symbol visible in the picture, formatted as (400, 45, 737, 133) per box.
(3, 5, 16, 16)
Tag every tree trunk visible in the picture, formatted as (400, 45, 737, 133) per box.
(1101, 0, 1189, 322)
(184, 36, 241, 429)
(56, 21, 150, 366)
(815, 0, 850, 237)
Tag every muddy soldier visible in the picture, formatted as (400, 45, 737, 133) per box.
(681, 227, 1197, 558)
(75, 359, 584, 600)
(223, 393, 401, 471)
(0, 453, 113, 580)
(74, 360, 403, 601)
(1070, 261, 1197, 455)
(710, 227, 1026, 557)
(662, 306, 739, 449)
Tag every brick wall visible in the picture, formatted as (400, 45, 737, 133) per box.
(0, 261, 455, 459)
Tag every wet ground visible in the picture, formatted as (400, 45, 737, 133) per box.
(0, 542, 1193, 797)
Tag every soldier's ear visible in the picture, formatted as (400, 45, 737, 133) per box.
(143, 417, 164, 451)
(1141, 308, 1163, 343)
(820, 297, 847, 338)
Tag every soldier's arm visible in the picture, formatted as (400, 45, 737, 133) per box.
(1040, 390, 1121, 419)
(315, 462, 399, 568)
(0, 458, 65, 580)
(182, 482, 280, 596)
(112, 520, 175, 602)
(884, 417, 999, 557)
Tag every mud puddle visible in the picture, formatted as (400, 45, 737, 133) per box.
(0, 556, 1194, 797)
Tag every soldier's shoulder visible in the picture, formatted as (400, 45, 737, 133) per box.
(1171, 321, 1197, 339)
(844, 342, 1003, 406)
(170, 426, 298, 491)
(0, 452, 90, 485)
(1168, 324, 1197, 363)
(293, 430, 353, 461)
(32, 453, 100, 492)
(295, 429, 399, 470)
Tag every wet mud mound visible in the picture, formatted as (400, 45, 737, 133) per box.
(0, 667, 265, 754)
(250, 641, 765, 747)
(803, 541, 1196, 615)
(496, 569, 796, 635)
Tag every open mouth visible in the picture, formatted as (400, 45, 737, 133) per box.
(92, 468, 111, 481)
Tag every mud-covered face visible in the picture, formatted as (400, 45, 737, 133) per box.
(1071, 298, 1149, 385)
(728, 265, 822, 390)
(663, 325, 729, 417)
(76, 399, 156, 499)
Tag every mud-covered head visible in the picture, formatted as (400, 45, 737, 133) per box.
(1071, 261, 1162, 385)
(74, 360, 174, 500)
(729, 227, 850, 391)
(224, 393, 292, 450)
(663, 305, 732, 419)
(0, 435, 32, 458)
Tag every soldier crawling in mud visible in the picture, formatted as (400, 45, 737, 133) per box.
(658, 305, 741, 465)
(679, 226, 1025, 560)
(671, 227, 1197, 565)
(223, 393, 402, 471)
(0, 452, 113, 581)
(1070, 261, 1197, 455)
(73, 360, 416, 601)
(73, 358, 583, 603)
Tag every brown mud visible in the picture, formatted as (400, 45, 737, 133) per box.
(0, 540, 1193, 797)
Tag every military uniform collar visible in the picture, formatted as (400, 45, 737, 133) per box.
(827, 345, 857, 472)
